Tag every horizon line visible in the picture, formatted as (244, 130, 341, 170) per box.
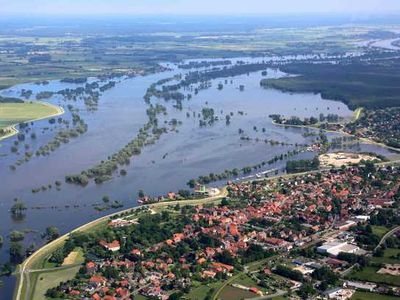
(2, 12, 400, 17)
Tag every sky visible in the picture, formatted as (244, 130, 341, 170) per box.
(1, 0, 400, 16)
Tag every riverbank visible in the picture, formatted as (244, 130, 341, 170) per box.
(0, 125, 18, 141)
(0, 101, 64, 141)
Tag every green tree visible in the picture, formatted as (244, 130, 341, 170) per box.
(9, 231, 25, 242)
(44, 226, 60, 241)
(9, 242, 24, 263)
(297, 283, 316, 299)
(138, 189, 145, 198)
(169, 292, 184, 300)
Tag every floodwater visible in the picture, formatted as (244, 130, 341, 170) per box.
(356, 38, 400, 50)
(371, 38, 400, 50)
(0, 57, 396, 298)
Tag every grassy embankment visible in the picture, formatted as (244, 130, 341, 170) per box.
(0, 101, 63, 140)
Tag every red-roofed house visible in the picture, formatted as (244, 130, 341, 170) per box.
(131, 248, 142, 256)
(229, 223, 240, 236)
(173, 233, 185, 243)
(210, 262, 234, 273)
(92, 293, 101, 300)
(69, 290, 80, 296)
(86, 261, 96, 274)
(197, 257, 207, 265)
(99, 240, 120, 252)
(90, 275, 106, 287)
(202, 270, 216, 278)
(116, 287, 129, 298)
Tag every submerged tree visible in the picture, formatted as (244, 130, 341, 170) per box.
(10, 200, 27, 216)
(44, 226, 60, 241)
(9, 242, 24, 264)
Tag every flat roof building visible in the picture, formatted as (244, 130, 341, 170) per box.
(317, 241, 360, 257)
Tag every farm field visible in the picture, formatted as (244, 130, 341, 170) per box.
(0, 102, 62, 129)
(371, 225, 393, 238)
(185, 281, 222, 300)
(219, 286, 257, 300)
(347, 266, 400, 286)
(351, 291, 400, 300)
(30, 266, 80, 300)
(371, 248, 400, 265)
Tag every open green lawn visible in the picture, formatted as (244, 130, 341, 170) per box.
(351, 291, 400, 300)
(347, 266, 400, 286)
(31, 265, 80, 300)
(371, 248, 400, 265)
(371, 225, 393, 238)
(185, 281, 222, 300)
(233, 274, 260, 287)
(0, 102, 61, 129)
(186, 285, 213, 300)
(135, 295, 150, 300)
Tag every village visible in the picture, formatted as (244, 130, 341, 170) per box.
(43, 162, 400, 300)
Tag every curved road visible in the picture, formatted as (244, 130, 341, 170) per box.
(374, 226, 400, 252)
